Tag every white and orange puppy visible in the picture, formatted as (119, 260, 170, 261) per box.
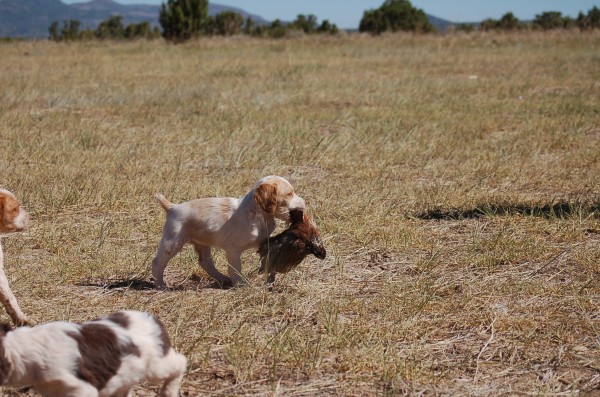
(0, 310, 187, 397)
(0, 189, 30, 326)
(152, 176, 306, 288)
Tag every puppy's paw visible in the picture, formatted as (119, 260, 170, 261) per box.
(15, 316, 33, 327)
(212, 277, 233, 289)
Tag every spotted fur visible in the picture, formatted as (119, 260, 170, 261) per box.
(0, 311, 186, 397)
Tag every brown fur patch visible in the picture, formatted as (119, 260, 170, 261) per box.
(67, 323, 140, 390)
(106, 312, 129, 329)
(254, 183, 278, 214)
(153, 316, 172, 356)
(0, 192, 19, 233)
(0, 323, 13, 384)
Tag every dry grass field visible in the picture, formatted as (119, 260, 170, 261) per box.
(0, 31, 599, 396)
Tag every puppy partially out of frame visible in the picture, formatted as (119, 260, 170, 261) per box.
(152, 175, 306, 288)
(0, 310, 187, 397)
(0, 189, 30, 326)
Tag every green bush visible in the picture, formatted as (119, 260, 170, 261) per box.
(480, 12, 522, 31)
(95, 15, 125, 39)
(533, 11, 569, 30)
(207, 11, 245, 36)
(159, 0, 208, 42)
(49, 20, 82, 41)
(576, 6, 600, 30)
(359, 0, 435, 34)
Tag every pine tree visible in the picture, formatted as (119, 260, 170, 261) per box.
(159, 0, 209, 42)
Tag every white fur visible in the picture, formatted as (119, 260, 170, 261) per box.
(152, 175, 306, 287)
(0, 189, 30, 325)
(1, 311, 187, 397)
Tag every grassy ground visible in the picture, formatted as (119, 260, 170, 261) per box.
(0, 31, 599, 396)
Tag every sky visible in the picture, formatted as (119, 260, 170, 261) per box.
(61, 1, 600, 29)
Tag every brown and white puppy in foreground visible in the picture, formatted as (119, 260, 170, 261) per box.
(0, 189, 30, 326)
(152, 176, 306, 288)
(258, 209, 326, 285)
(0, 310, 187, 397)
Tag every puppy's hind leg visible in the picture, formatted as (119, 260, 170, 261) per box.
(194, 244, 231, 286)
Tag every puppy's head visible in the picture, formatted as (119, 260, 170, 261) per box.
(253, 176, 306, 222)
(0, 189, 29, 234)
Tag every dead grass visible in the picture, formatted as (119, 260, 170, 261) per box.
(0, 31, 599, 396)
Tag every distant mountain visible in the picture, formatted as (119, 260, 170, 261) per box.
(427, 14, 454, 31)
(0, 0, 269, 38)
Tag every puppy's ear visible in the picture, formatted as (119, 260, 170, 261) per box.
(0, 194, 5, 232)
(0, 193, 18, 233)
(254, 182, 278, 214)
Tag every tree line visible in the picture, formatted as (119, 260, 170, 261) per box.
(159, 1, 338, 42)
(49, 17, 162, 41)
(48, 0, 600, 42)
(459, 7, 600, 32)
(49, 0, 337, 42)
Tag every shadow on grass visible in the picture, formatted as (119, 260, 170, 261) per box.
(77, 275, 231, 291)
(416, 200, 600, 220)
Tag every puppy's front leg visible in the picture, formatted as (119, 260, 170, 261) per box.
(0, 267, 29, 326)
(226, 251, 246, 286)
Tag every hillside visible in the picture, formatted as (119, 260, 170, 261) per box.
(0, 0, 268, 38)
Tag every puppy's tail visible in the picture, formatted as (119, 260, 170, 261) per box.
(155, 193, 174, 212)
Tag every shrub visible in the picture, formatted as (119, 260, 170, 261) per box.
(497, 12, 521, 30)
(49, 20, 82, 41)
(95, 15, 125, 39)
(209, 11, 244, 36)
(159, 0, 209, 42)
(576, 6, 600, 30)
(359, 0, 435, 34)
(533, 11, 568, 30)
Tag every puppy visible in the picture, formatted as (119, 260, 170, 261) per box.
(0, 189, 30, 326)
(258, 209, 326, 285)
(152, 176, 306, 287)
(0, 310, 187, 397)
